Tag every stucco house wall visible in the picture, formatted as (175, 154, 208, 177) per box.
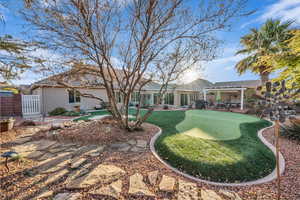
(32, 87, 108, 114)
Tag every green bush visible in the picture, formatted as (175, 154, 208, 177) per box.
(48, 107, 67, 116)
(63, 110, 87, 116)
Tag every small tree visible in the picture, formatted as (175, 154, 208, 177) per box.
(257, 80, 299, 200)
(23, 0, 251, 130)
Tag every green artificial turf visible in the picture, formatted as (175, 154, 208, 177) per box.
(74, 109, 276, 182)
(176, 110, 263, 140)
(153, 110, 275, 182)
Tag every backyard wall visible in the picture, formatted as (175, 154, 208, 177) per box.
(0, 93, 22, 117)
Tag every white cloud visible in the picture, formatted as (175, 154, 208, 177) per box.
(242, 0, 300, 28)
(260, 0, 300, 23)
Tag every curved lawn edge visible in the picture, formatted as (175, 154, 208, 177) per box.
(150, 120, 285, 186)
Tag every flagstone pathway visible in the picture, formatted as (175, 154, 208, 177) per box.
(1, 132, 243, 200)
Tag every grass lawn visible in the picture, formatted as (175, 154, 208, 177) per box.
(75, 109, 276, 182)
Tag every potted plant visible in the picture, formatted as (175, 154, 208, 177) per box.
(0, 117, 15, 132)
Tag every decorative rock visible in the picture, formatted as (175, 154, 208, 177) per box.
(130, 146, 144, 152)
(219, 190, 236, 199)
(90, 180, 122, 199)
(148, 170, 158, 185)
(159, 175, 175, 192)
(110, 143, 129, 149)
(70, 157, 86, 169)
(44, 169, 69, 185)
(67, 164, 125, 188)
(136, 140, 147, 148)
(201, 189, 223, 200)
(119, 145, 131, 152)
(177, 179, 198, 200)
(127, 139, 136, 145)
(53, 192, 82, 200)
(34, 190, 53, 199)
(129, 173, 154, 196)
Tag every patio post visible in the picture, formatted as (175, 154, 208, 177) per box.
(240, 88, 244, 110)
(203, 89, 207, 101)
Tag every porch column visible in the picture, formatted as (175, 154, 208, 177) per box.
(240, 89, 244, 110)
(203, 89, 207, 101)
(150, 93, 154, 105)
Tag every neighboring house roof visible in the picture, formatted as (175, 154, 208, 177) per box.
(176, 79, 214, 91)
(206, 80, 261, 89)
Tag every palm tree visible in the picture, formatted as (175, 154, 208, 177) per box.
(235, 19, 293, 84)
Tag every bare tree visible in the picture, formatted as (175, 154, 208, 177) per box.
(22, 0, 251, 130)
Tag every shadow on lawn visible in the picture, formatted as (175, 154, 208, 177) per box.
(153, 111, 276, 183)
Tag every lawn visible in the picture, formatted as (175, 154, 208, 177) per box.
(75, 109, 276, 182)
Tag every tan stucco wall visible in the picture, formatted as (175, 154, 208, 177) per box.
(33, 87, 108, 114)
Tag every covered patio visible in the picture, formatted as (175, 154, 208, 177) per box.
(203, 87, 246, 110)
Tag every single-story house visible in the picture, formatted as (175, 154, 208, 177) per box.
(30, 70, 261, 115)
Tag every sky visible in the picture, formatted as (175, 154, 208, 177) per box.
(1, 0, 300, 85)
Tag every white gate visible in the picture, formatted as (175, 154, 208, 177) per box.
(22, 95, 41, 116)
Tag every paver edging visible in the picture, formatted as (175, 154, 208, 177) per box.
(150, 120, 285, 186)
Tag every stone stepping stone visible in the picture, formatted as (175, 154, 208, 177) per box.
(13, 137, 32, 144)
(53, 192, 82, 200)
(37, 152, 54, 161)
(70, 157, 86, 169)
(84, 145, 105, 157)
(12, 140, 57, 156)
(43, 158, 71, 173)
(37, 152, 72, 172)
(136, 140, 147, 148)
(44, 169, 69, 185)
(66, 163, 92, 183)
(90, 180, 122, 199)
(26, 151, 44, 159)
(34, 190, 53, 200)
(159, 175, 176, 192)
(148, 170, 158, 185)
(201, 189, 223, 200)
(177, 179, 198, 200)
(129, 173, 154, 197)
(67, 164, 125, 188)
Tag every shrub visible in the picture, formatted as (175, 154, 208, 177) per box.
(163, 105, 169, 110)
(62, 110, 87, 117)
(49, 107, 67, 116)
(281, 119, 300, 141)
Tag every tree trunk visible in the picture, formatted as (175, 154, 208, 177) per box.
(260, 72, 270, 85)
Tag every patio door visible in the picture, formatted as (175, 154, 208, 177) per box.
(180, 94, 188, 106)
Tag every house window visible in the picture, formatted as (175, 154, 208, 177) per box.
(131, 92, 140, 103)
(153, 93, 161, 104)
(68, 90, 80, 103)
(189, 93, 199, 102)
(164, 93, 174, 105)
(180, 94, 188, 106)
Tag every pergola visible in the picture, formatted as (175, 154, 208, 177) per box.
(203, 87, 246, 110)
